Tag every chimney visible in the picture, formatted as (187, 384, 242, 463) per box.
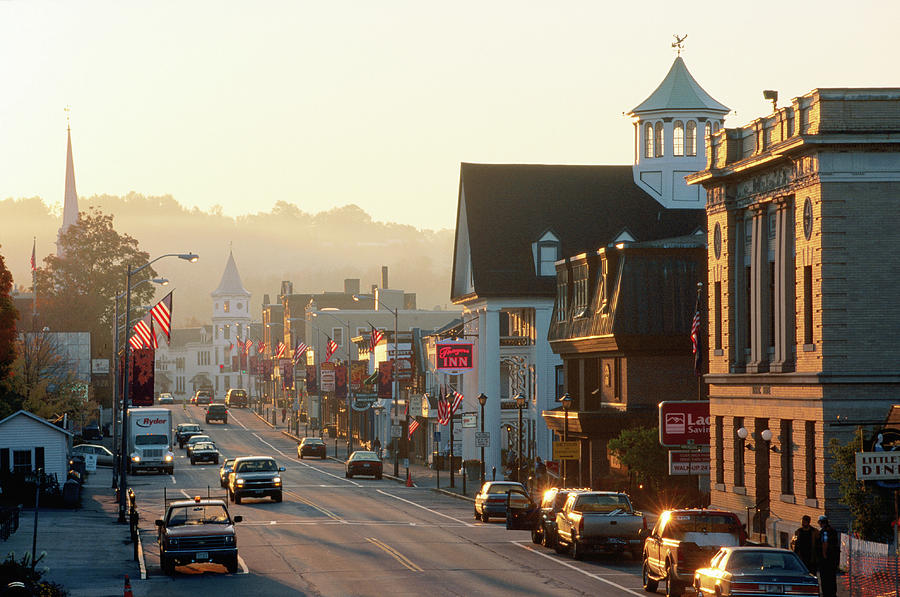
(344, 278, 360, 295)
(280, 281, 293, 297)
(381, 266, 389, 289)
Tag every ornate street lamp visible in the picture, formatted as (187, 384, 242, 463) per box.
(477, 393, 488, 484)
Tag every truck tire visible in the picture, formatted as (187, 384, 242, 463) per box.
(224, 417, 228, 424)
(642, 561, 659, 592)
(571, 537, 584, 561)
(234, 492, 242, 505)
(666, 563, 682, 597)
(481, 511, 490, 523)
(273, 492, 282, 503)
(531, 529, 542, 545)
(161, 553, 174, 576)
(226, 555, 239, 574)
(543, 529, 557, 550)
(554, 539, 567, 554)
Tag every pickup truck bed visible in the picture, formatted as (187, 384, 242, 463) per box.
(555, 491, 644, 560)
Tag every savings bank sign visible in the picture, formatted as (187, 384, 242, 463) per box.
(658, 401, 710, 447)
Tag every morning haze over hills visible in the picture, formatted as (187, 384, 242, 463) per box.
(0, 192, 456, 323)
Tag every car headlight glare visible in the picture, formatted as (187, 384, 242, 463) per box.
(164, 454, 173, 462)
(131, 455, 140, 462)
(273, 477, 282, 485)
(235, 479, 245, 485)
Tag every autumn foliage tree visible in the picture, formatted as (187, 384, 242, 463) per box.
(0, 248, 18, 382)
(34, 207, 157, 360)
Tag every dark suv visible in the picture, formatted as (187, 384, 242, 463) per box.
(225, 389, 248, 408)
(205, 404, 228, 424)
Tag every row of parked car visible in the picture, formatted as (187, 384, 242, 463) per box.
(489, 482, 820, 597)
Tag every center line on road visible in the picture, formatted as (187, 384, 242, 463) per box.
(512, 541, 644, 595)
(366, 537, 423, 572)
(376, 489, 474, 527)
(285, 490, 343, 521)
(251, 433, 361, 486)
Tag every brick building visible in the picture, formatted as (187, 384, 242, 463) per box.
(687, 88, 900, 545)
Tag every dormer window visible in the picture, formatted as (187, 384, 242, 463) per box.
(533, 230, 561, 277)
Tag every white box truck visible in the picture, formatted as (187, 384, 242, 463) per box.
(128, 407, 175, 474)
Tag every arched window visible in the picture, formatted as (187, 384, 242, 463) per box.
(654, 122, 664, 157)
(673, 121, 684, 156)
(713, 121, 721, 133)
(705, 122, 712, 140)
(644, 123, 653, 158)
(686, 121, 697, 156)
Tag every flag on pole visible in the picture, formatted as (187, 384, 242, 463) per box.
(325, 338, 338, 362)
(275, 342, 286, 359)
(129, 334, 144, 350)
(257, 341, 266, 355)
(691, 285, 703, 377)
(228, 342, 234, 352)
(150, 291, 173, 343)
(370, 326, 384, 351)
(30, 239, 36, 272)
(407, 419, 420, 439)
(437, 390, 450, 426)
(237, 337, 245, 353)
(293, 342, 308, 365)
(449, 390, 464, 415)
(134, 312, 157, 349)
(245, 338, 254, 354)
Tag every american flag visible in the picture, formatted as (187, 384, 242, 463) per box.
(407, 419, 420, 439)
(275, 342, 286, 359)
(228, 342, 234, 352)
(691, 287, 702, 377)
(325, 338, 338, 362)
(437, 387, 450, 426)
(293, 342, 308, 364)
(133, 312, 158, 349)
(257, 341, 266, 355)
(370, 326, 384, 351)
(245, 338, 254, 354)
(30, 239, 36, 272)
(449, 390, 464, 415)
(150, 291, 173, 343)
(128, 334, 144, 350)
(237, 337, 245, 353)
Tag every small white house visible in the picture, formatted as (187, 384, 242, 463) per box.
(0, 410, 73, 483)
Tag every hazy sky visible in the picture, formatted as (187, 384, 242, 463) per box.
(1, 1, 896, 230)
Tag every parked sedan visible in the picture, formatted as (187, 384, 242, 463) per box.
(474, 481, 527, 523)
(219, 458, 236, 487)
(158, 393, 175, 404)
(345, 451, 382, 479)
(190, 441, 220, 465)
(298, 437, 327, 459)
(185, 434, 213, 457)
(693, 546, 819, 597)
(70, 444, 114, 467)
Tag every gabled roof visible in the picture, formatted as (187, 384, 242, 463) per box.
(0, 410, 73, 437)
(630, 57, 728, 115)
(452, 163, 705, 301)
(212, 251, 250, 298)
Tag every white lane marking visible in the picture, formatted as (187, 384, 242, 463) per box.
(170, 475, 176, 484)
(512, 541, 644, 595)
(137, 529, 147, 580)
(253, 433, 361, 487)
(180, 489, 192, 499)
(237, 555, 249, 575)
(231, 414, 249, 430)
(376, 489, 474, 527)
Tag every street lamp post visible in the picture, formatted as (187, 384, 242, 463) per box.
(560, 393, 572, 488)
(111, 278, 167, 490)
(515, 393, 526, 483)
(477, 393, 487, 485)
(119, 253, 197, 523)
(313, 310, 354, 458)
(353, 293, 399, 477)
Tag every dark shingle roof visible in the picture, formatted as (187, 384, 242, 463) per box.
(453, 163, 705, 301)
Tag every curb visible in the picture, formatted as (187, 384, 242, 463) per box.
(251, 410, 276, 429)
(432, 487, 476, 502)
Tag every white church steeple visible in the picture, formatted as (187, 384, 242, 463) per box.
(211, 249, 252, 395)
(629, 51, 729, 209)
(57, 112, 80, 256)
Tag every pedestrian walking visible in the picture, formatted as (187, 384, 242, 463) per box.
(816, 515, 840, 597)
(373, 438, 382, 459)
(790, 515, 818, 573)
(281, 407, 287, 423)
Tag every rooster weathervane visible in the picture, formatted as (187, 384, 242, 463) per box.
(672, 34, 687, 56)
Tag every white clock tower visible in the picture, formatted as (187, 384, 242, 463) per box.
(211, 250, 251, 395)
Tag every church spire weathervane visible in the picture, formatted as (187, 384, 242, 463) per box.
(672, 34, 687, 56)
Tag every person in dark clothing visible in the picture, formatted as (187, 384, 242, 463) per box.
(791, 515, 818, 573)
(373, 438, 382, 458)
(816, 514, 840, 597)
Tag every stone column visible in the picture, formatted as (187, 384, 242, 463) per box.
(477, 306, 502, 478)
(771, 197, 795, 373)
(747, 206, 770, 373)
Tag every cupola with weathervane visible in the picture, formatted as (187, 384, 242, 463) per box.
(628, 36, 729, 209)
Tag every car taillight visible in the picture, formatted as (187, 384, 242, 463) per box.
(730, 582, 761, 592)
(786, 585, 819, 595)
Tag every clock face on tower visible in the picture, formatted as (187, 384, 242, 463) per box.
(803, 198, 813, 240)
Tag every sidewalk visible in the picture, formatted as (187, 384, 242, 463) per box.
(2, 467, 139, 596)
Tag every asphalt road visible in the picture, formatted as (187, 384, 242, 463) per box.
(130, 405, 648, 596)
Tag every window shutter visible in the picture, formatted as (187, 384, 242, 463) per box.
(35, 447, 45, 472)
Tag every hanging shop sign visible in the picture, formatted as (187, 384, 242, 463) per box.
(435, 341, 474, 374)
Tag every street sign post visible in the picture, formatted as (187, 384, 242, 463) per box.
(553, 441, 579, 460)
(474, 432, 490, 447)
(668, 450, 710, 475)
(390, 425, 402, 439)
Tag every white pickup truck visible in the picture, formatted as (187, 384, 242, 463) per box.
(554, 491, 645, 560)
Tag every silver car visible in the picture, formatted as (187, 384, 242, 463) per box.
(71, 444, 114, 467)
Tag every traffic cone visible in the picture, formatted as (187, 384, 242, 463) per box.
(123, 574, 133, 597)
(406, 470, 413, 487)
